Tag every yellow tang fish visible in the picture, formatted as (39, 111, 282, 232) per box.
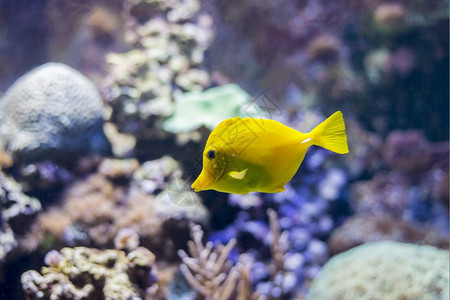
(192, 111, 349, 194)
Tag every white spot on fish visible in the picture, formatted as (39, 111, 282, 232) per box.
(229, 169, 248, 180)
(301, 138, 311, 144)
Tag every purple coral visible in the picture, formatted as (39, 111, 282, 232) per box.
(384, 130, 432, 173)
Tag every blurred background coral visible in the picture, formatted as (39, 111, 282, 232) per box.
(0, 0, 448, 299)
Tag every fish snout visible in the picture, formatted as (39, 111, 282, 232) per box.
(191, 181, 203, 192)
(191, 170, 212, 192)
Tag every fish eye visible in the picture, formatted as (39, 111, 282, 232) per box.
(207, 149, 216, 159)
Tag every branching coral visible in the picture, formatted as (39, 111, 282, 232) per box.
(178, 223, 240, 300)
(179, 210, 292, 300)
(266, 209, 290, 299)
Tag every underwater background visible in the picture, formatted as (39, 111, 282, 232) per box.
(0, 0, 448, 299)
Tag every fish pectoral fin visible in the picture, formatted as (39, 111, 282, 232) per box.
(228, 169, 248, 180)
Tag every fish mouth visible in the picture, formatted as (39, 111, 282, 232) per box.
(192, 185, 203, 192)
(191, 170, 214, 192)
(191, 181, 205, 192)
(192, 157, 229, 192)
(191, 179, 202, 192)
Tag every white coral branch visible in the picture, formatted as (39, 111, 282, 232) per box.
(179, 215, 283, 300)
(179, 223, 238, 300)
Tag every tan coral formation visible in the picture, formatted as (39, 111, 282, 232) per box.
(21, 246, 161, 300)
(307, 241, 450, 300)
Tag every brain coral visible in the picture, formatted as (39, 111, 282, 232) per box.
(307, 241, 449, 300)
(0, 62, 110, 163)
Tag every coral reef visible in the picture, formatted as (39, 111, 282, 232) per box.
(350, 130, 449, 229)
(208, 0, 363, 103)
(373, 3, 406, 33)
(103, 122, 137, 158)
(114, 227, 140, 252)
(0, 150, 13, 169)
(101, 0, 214, 141)
(21, 246, 161, 299)
(343, 119, 384, 178)
(0, 222, 16, 265)
(98, 158, 140, 182)
(351, 172, 411, 215)
(0, 171, 41, 263)
(132, 156, 180, 194)
(384, 130, 432, 173)
(15, 160, 75, 193)
(360, 6, 448, 139)
(306, 241, 450, 300)
(328, 214, 449, 255)
(0, 0, 447, 299)
(209, 0, 448, 139)
(33, 157, 208, 260)
(0, 62, 110, 163)
(307, 34, 342, 63)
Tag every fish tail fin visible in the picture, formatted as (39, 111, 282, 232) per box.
(310, 111, 349, 154)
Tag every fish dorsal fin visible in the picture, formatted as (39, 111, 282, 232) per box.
(215, 117, 242, 131)
(229, 168, 248, 180)
(207, 117, 242, 145)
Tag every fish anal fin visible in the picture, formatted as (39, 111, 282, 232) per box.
(261, 186, 285, 193)
(229, 169, 248, 180)
(271, 187, 285, 193)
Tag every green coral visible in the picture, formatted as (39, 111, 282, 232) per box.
(306, 241, 450, 300)
(163, 84, 252, 133)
